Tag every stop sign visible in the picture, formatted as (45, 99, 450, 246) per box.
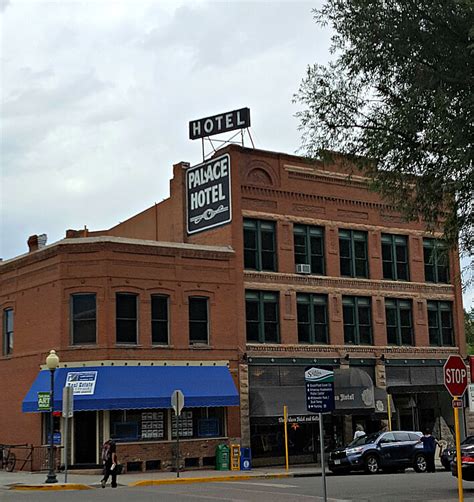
(443, 355, 468, 398)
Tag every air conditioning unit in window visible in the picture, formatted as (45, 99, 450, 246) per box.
(296, 263, 311, 274)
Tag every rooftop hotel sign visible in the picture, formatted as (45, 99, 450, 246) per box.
(189, 108, 251, 140)
(186, 153, 231, 235)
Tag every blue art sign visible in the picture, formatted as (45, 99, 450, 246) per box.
(305, 367, 335, 414)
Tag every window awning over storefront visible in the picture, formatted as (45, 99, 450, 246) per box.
(22, 365, 239, 413)
(249, 368, 390, 418)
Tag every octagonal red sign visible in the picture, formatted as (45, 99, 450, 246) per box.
(443, 355, 468, 398)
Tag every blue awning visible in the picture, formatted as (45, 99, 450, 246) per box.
(22, 365, 239, 413)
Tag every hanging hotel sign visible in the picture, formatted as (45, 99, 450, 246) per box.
(189, 108, 251, 140)
(65, 371, 98, 395)
(186, 153, 232, 235)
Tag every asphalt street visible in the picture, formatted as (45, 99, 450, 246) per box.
(1, 470, 474, 502)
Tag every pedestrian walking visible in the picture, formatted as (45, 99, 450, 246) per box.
(420, 429, 438, 473)
(100, 440, 118, 488)
(353, 424, 366, 440)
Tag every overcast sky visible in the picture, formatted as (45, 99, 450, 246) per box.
(1, 0, 471, 308)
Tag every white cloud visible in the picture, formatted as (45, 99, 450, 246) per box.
(1, 0, 471, 305)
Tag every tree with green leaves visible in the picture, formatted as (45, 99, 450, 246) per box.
(466, 308, 474, 354)
(294, 0, 473, 261)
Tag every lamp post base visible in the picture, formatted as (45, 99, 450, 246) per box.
(45, 473, 58, 484)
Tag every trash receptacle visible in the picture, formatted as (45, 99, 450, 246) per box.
(215, 444, 230, 471)
(240, 447, 251, 471)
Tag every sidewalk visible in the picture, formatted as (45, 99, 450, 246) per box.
(1, 465, 323, 491)
(1, 457, 444, 491)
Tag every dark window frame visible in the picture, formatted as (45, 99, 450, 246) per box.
(381, 234, 409, 281)
(71, 293, 97, 345)
(245, 291, 280, 344)
(296, 293, 328, 344)
(423, 238, 450, 283)
(293, 224, 325, 275)
(116, 293, 138, 344)
(428, 301, 454, 347)
(189, 297, 209, 345)
(342, 296, 373, 345)
(243, 219, 277, 272)
(151, 294, 169, 345)
(385, 298, 413, 346)
(339, 230, 369, 278)
(3, 308, 13, 356)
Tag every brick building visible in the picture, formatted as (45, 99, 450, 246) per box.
(0, 144, 466, 470)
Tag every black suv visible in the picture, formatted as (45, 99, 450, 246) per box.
(329, 431, 426, 474)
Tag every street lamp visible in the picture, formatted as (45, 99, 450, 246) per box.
(45, 349, 59, 484)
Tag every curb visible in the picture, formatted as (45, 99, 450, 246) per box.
(9, 483, 92, 491)
(129, 472, 295, 487)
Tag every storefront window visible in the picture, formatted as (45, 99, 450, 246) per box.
(110, 407, 225, 442)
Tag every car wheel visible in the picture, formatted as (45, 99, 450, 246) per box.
(364, 454, 380, 474)
(413, 453, 427, 473)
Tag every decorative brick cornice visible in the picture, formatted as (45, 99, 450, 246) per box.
(244, 272, 454, 298)
(246, 343, 459, 358)
(241, 185, 397, 213)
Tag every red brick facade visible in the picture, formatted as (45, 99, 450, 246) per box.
(0, 145, 465, 470)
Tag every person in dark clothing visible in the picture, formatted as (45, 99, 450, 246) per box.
(100, 440, 118, 488)
(420, 429, 438, 473)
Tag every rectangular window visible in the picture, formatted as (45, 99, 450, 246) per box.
(339, 230, 368, 278)
(189, 297, 209, 344)
(151, 295, 169, 345)
(71, 294, 96, 345)
(243, 219, 276, 271)
(385, 299, 413, 346)
(110, 407, 225, 442)
(381, 234, 409, 281)
(428, 301, 454, 346)
(116, 293, 138, 344)
(245, 291, 279, 343)
(297, 294, 328, 344)
(294, 225, 325, 275)
(343, 296, 373, 345)
(423, 239, 449, 283)
(3, 309, 13, 355)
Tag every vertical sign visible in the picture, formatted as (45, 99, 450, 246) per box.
(305, 367, 334, 502)
(305, 367, 335, 413)
(38, 392, 51, 411)
(171, 390, 184, 478)
(186, 154, 232, 235)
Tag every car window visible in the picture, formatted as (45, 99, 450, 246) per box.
(348, 432, 380, 447)
(393, 432, 410, 442)
(379, 432, 396, 443)
(463, 436, 474, 445)
(409, 432, 422, 441)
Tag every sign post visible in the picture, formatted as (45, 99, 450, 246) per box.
(305, 367, 335, 502)
(283, 405, 289, 471)
(171, 390, 184, 478)
(62, 386, 74, 483)
(444, 355, 468, 502)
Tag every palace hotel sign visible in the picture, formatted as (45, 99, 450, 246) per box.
(186, 108, 250, 234)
